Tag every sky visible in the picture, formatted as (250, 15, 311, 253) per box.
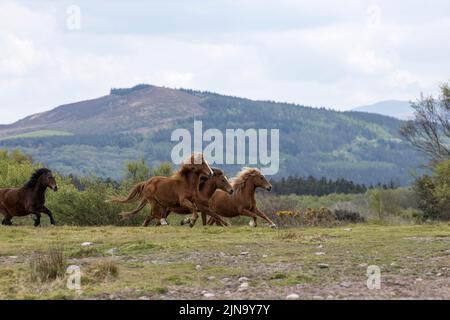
(0, 0, 449, 124)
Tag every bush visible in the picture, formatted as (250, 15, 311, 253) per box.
(333, 209, 365, 223)
(412, 160, 450, 221)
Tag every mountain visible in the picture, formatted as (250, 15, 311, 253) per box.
(352, 100, 414, 120)
(0, 85, 424, 185)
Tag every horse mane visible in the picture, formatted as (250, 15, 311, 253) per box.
(173, 153, 205, 177)
(24, 168, 51, 189)
(231, 167, 261, 195)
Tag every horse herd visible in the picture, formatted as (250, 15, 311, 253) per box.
(0, 153, 277, 228)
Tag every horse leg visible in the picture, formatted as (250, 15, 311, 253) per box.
(199, 206, 229, 227)
(42, 206, 56, 225)
(249, 217, 257, 227)
(2, 217, 13, 226)
(252, 207, 277, 228)
(142, 215, 154, 227)
(241, 209, 259, 226)
(179, 199, 198, 228)
(147, 201, 168, 227)
(201, 212, 207, 226)
(32, 212, 42, 227)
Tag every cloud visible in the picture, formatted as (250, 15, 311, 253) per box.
(0, 0, 449, 123)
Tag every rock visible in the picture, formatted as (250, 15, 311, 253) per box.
(138, 296, 150, 300)
(343, 228, 352, 232)
(415, 278, 423, 282)
(262, 254, 268, 258)
(315, 252, 325, 255)
(240, 251, 249, 256)
(221, 277, 231, 282)
(81, 242, 93, 247)
(317, 245, 323, 249)
(312, 295, 324, 299)
(239, 282, 249, 290)
(203, 292, 215, 298)
(106, 248, 117, 255)
(8, 256, 18, 259)
(286, 293, 299, 300)
(327, 295, 334, 299)
(196, 265, 202, 271)
(238, 276, 249, 282)
(207, 276, 216, 280)
(340, 281, 352, 288)
(224, 291, 231, 295)
(219, 252, 226, 257)
(317, 263, 329, 269)
(437, 273, 442, 277)
(358, 263, 368, 268)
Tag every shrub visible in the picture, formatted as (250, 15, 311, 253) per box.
(333, 209, 365, 223)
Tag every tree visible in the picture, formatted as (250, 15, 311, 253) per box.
(400, 82, 450, 162)
(153, 162, 173, 177)
(124, 157, 150, 183)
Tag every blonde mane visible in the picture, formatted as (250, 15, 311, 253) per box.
(173, 153, 206, 177)
(231, 167, 261, 195)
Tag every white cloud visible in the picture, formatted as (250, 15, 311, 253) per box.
(0, 0, 449, 123)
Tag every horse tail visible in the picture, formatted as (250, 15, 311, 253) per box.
(107, 182, 146, 204)
(119, 199, 147, 220)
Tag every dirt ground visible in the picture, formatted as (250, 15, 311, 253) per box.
(0, 224, 449, 299)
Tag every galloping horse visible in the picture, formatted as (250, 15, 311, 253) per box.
(208, 167, 277, 228)
(109, 153, 228, 227)
(0, 168, 58, 226)
(142, 168, 233, 226)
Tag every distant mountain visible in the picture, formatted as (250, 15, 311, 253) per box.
(0, 85, 423, 185)
(352, 100, 414, 120)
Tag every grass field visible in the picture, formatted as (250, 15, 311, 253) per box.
(0, 224, 449, 300)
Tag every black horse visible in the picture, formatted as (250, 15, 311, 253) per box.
(0, 168, 58, 226)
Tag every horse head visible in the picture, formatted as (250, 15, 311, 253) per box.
(210, 168, 233, 195)
(25, 168, 58, 192)
(182, 153, 214, 177)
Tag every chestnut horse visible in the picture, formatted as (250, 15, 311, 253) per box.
(109, 153, 227, 227)
(207, 167, 277, 228)
(142, 168, 233, 226)
(0, 168, 58, 226)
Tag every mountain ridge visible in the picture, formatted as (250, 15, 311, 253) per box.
(0, 84, 423, 185)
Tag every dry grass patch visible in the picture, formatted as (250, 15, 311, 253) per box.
(29, 244, 66, 282)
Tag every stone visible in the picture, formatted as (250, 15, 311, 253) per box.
(81, 242, 93, 247)
(317, 263, 329, 269)
(203, 292, 215, 298)
(239, 282, 249, 290)
(238, 276, 249, 282)
(196, 264, 202, 271)
(286, 293, 299, 300)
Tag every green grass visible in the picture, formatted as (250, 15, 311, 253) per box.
(0, 130, 73, 141)
(0, 224, 448, 299)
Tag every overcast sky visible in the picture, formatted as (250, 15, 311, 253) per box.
(1, 0, 449, 124)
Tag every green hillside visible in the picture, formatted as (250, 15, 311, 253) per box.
(0, 85, 423, 184)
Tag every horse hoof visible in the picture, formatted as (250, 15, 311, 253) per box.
(160, 219, 168, 226)
(270, 224, 278, 229)
(189, 222, 195, 228)
(249, 220, 256, 227)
